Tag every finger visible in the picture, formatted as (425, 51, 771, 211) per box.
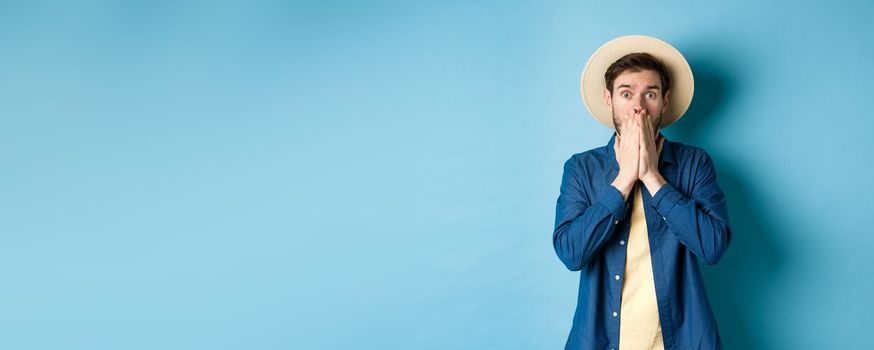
(635, 118, 644, 144)
(637, 128, 648, 153)
(637, 121, 643, 145)
(640, 123, 651, 151)
(638, 114, 645, 131)
(642, 115, 652, 131)
(643, 119, 652, 146)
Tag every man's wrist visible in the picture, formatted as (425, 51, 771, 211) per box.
(641, 173, 666, 195)
(611, 177, 634, 201)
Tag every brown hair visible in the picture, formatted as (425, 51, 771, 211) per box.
(604, 52, 670, 95)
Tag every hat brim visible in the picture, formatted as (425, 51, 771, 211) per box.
(581, 35, 694, 129)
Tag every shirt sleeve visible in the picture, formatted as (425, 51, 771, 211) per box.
(650, 150, 732, 265)
(553, 156, 629, 271)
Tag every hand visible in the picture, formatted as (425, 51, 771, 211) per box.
(637, 109, 666, 193)
(611, 110, 641, 200)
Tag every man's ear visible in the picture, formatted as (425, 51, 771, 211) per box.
(603, 88, 613, 111)
(661, 90, 671, 114)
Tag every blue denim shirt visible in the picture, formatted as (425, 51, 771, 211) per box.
(553, 133, 731, 350)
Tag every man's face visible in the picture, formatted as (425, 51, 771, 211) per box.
(603, 69, 670, 136)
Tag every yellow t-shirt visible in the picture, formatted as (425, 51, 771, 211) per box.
(618, 184, 665, 349)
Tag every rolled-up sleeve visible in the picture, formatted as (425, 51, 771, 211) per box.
(553, 157, 629, 271)
(650, 150, 732, 265)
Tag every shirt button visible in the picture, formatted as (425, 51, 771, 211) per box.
(662, 216, 666, 221)
(612, 311, 618, 317)
(619, 240, 625, 245)
(614, 219, 619, 225)
(614, 274, 620, 280)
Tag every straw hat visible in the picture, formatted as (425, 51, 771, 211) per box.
(580, 35, 694, 129)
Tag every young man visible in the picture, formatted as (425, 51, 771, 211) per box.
(553, 35, 731, 349)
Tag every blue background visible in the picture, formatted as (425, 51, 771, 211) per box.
(2, 1, 872, 349)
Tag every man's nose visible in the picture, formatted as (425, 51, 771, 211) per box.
(632, 97, 644, 112)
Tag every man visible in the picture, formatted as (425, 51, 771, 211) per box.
(553, 35, 731, 349)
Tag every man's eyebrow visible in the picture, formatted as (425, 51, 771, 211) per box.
(616, 84, 661, 90)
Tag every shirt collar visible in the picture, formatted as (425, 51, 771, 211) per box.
(606, 131, 676, 168)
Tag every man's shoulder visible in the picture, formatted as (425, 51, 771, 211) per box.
(565, 145, 609, 165)
(562, 144, 611, 176)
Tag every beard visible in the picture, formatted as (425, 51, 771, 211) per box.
(613, 110, 662, 138)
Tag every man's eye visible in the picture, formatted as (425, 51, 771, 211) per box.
(647, 93, 656, 99)
(622, 92, 630, 98)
